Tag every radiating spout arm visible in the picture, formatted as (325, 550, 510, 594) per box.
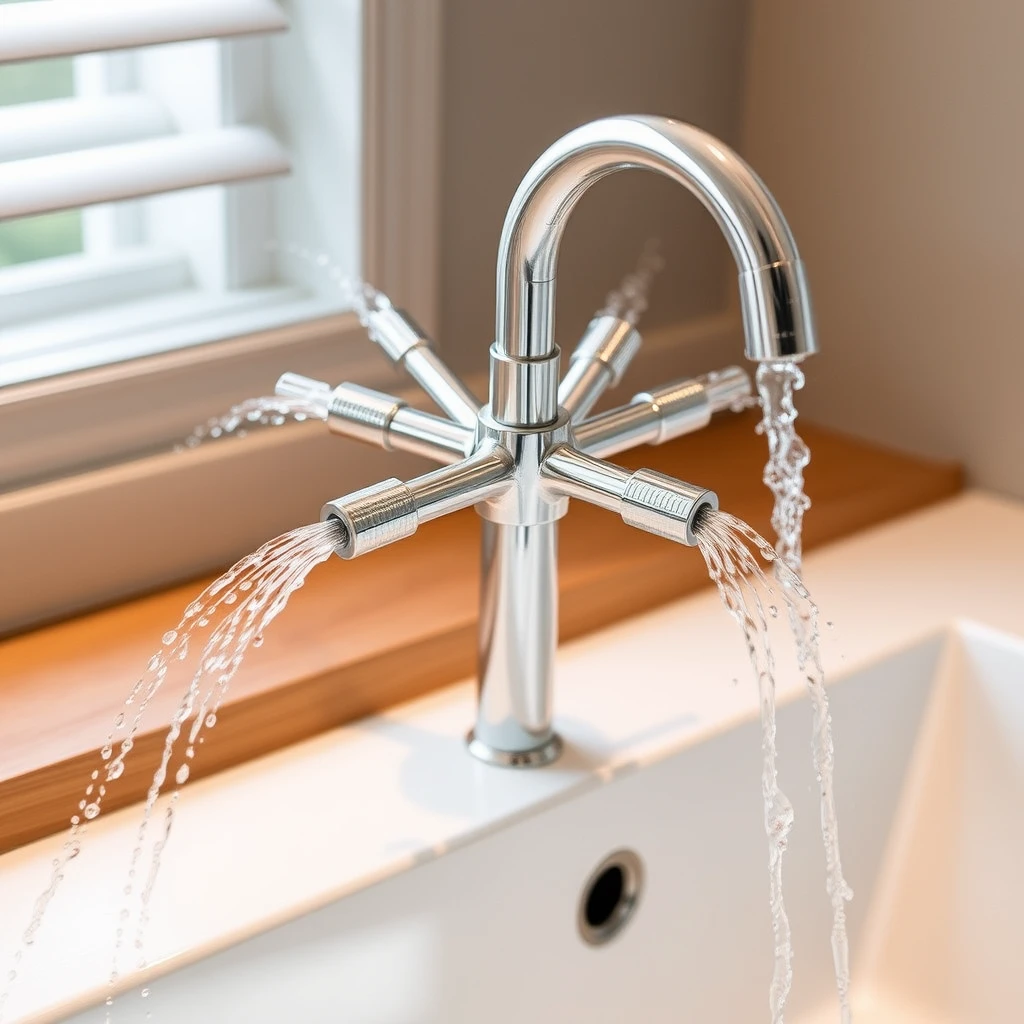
(541, 445, 717, 547)
(276, 373, 475, 464)
(320, 444, 513, 558)
(558, 315, 641, 421)
(365, 306, 481, 429)
(575, 366, 751, 459)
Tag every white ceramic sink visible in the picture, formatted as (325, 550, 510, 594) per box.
(54, 625, 1024, 1024)
(2, 493, 1022, 1023)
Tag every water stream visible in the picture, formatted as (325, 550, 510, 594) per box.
(178, 250, 391, 451)
(695, 504, 853, 1023)
(756, 362, 853, 1021)
(756, 362, 811, 574)
(0, 520, 345, 1022)
(177, 395, 328, 450)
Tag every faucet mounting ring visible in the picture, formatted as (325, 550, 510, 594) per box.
(466, 729, 563, 768)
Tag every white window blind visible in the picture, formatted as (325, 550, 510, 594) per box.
(0, 0, 444, 635)
(0, 0, 289, 225)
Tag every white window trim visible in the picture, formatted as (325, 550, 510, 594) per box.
(0, 0, 444, 635)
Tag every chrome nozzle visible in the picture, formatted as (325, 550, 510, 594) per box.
(542, 445, 717, 547)
(738, 259, 816, 361)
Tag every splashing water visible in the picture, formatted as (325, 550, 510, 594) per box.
(756, 362, 852, 1017)
(756, 363, 811, 573)
(179, 246, 394, 451)
(695, 511, 795, 1020)
(0, 520, 346, 1022)
(694, 508, 853, 1024)
(177, 395, 329, 450)
(599, 238, 664, 325)
(268, 242, 391, 327)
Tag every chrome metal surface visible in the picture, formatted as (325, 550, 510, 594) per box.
(475, 406, 571, 527)
(387, 407, 474, 464)
(321, 478, 417, 559)
(328, 382, 404, 448)
(494, 115, 815, 378)
(366, 307, 481, 428)
(403, 346, 482, 428)
(621, 470, 718, 547)
(541, 444, 629, 513)
(283, 115, 814, 766)
(576, 367, 751, 459)
(543, 446, 716, 546)
(476, 520, 560, 758)
(488, 344, 561, 426)
(407, 444, 512, 523)
(558, 315, 641, 421)
(466, 728, 563, 769)
(276, 373, 473, 464)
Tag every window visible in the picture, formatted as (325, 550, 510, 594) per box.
(0, 0, 442, 634)
(0, 34, 82, 268)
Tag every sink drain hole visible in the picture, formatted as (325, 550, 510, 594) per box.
(578, 849, 643, 946)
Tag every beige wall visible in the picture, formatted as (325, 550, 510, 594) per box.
(439, 0, 751, 377)
(743, 1, 1024, 498)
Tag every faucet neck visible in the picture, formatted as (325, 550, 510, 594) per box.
(489, 115, 816, 427)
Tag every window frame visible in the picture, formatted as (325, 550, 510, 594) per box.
(0, 0, 443, 635)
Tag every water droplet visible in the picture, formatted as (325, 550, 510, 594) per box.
(162, 630, 177, 645)
(826, 620, 834, 629)
(71, 815, 80, 825)
(239, 580, 253, 591)
(224, 593, 237, 605)
(205, 713, 217, 728)
(84, 803, 100, 820)
(85, 784, 94, 796)
(198, 617, 209, 627)
(253, 634, 264, 648)
(141, 987, 150, 998)
(101, 744, 113, 760)
(768, 605, 778, 618)
(91, 769, 99, 780)
(186, 745, 195, 759)
(114, 712, 125, 728)
(175, 764, 190, 785)
(106, 995, 114, 1006)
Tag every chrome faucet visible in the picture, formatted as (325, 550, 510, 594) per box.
(277, 115, 815, 768)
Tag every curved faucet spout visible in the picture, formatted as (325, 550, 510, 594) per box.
(494, 115, 816, 387)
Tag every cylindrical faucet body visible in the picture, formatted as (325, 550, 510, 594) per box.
(471, 115, 816, 766)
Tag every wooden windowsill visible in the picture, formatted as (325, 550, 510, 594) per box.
(0, 411, 962, 854)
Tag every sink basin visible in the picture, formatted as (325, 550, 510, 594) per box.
(2, 493, 1022, 1023)
(49, 623, 1023, 1023)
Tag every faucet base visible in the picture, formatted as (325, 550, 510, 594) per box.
(466, 730, 564, 769)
